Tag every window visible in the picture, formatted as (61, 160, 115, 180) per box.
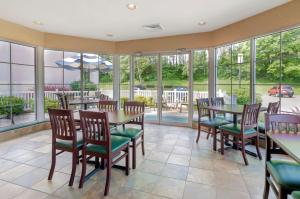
(216, 41, 250, 105)
(99, 54, 113, 99)
(255, 27, 300, 113)
(120, 55, 131, 107)
(0, 41, 36, 129)
(193, 49, 209, 122)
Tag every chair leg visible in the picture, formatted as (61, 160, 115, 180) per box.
(132, 139, 137, 169)
(212, 129, 217, 151)
(69, 150, 77, 186)
(278, 187, 288, 199)
(141, 133, 145, 156)
(263, 170, 270, 199)
(48, 146, 56, 180)
(104, 159, 111, 196)
(79, 149, 86, 188)
(241, 139, 248, 165)
(206, 128, 210, 139)
(125, 145, 130, 176)
(196, 124, 201, 143)
(255, 135, 262, 160)
(220, 131, 224, 155)
(122, 124, 125, 131)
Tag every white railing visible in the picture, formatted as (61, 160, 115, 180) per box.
(0, 89, 227, 110)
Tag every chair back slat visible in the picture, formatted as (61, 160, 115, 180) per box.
(80, 111, 111, 148)
(99, 100, 118, 112)
(241, 103, 261, 131)
(48, 108, 77, 141)
(267, 101, 280, 114)
(99, 94, 109, 101)
(265, 113, 300, 134)
(124, 101, 144, 126)
(211, 97, 225, 106)
(196, 98, 210, 119)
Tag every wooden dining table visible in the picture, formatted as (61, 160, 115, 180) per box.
(266, 132, 300, 163)
(69, 99, 99, 110)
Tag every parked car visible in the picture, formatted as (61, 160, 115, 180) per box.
(134, 85, 145, 90)
(174, 86, 188, 91)
(268, 85, 294, 97)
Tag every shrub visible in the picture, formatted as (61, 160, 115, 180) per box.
(70, 80, 97, 91)
(0, 96, 25, 116)
(29, 97, 59, 112)
(235, 88, 262, 105)
(134, 96, 155, 107)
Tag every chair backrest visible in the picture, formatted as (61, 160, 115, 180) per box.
(48, 108, 77, 143)
(211, 97, 225, 106)
(265, 113, 300, 133)
(124, 101, 144, 127)
(99, 94, 109, 101)
(56, 93, 69, 109)
(267, 101, 280, 114)
(99, 100, 118, 112)
(80, 110, 111, 153)
(196, 98, 210, 120)
(241, 103, 261, 132)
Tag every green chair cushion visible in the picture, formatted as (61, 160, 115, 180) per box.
(292, 191, 300, 199)
(219, 123, 256, 135)
(200, 118, 230, 128)
(55, 131, 83, 149)
(258, 122, 265, 132)
(86, 135, 130, 154)
(111, 128, 143, 139)
(267, 160, 300, 191)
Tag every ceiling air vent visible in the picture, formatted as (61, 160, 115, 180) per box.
(143, 24, 164, 31)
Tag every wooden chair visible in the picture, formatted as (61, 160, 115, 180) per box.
(111, 101, 145, 169)
(99, 100, 117, 112)
(79, 110, 130, 196)
(196, 98, 230, 151)
(211, 97, 234, 121)
(264, 114, 300, 199)
(48, 108, 83, 186)
(259, 101, 280, 133)
(220, 103, 262, 165)
(99, 94, 109, 101)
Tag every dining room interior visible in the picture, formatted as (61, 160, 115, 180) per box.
(0, 0, 300, 199)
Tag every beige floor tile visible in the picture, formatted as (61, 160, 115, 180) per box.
(147, 151, 170, 163)
(160, 163, 188, 180)
(13, 189, 49, 199)
(216, 188, 251, 199)
(115, 186, 167, 199)
(168, 154, 190, 166)
(189, 157, 214, 170)
(138, 160, 165, 175)
(31, 171, 70, 194)
(0, 164, 36, 182)
(13, 167, 48, 187)
(214, 171, 248, 192)
(187, 167, 216, 186)
(0, 159, 20, 174)
(172, 146, 192, 155)
(152, 176, 185, 199)
(0, 182, 27, 199)
(124, 171, 159, 192)
(183, 182, 217, 199)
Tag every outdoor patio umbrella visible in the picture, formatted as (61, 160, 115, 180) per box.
(55, 53, 113, 72)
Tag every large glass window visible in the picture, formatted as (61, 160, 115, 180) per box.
(120, 55, 130, 107)
(193, 50, 209, 122)
(0, 42, 36, 129)
(216, 41, 250, 104)
(134, 55, 158, 121)
(255, 27, 300, 113)
(99, 54, 113, 99)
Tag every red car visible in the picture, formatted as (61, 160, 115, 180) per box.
(268, 85, 294, 97)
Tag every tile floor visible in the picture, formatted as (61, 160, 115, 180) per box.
(0, 124, 278, 199)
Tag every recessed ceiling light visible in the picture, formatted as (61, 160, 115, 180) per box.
(198, 21, 206, 26)
(33, 20, 44, 26)
(127, 3, 137, 10)
(106, 34, 114, 37)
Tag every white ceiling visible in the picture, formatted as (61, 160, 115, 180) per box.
(0, 0, 289, 41)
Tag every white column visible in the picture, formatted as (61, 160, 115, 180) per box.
(130, 55, 134, 100)
(188, 50, 194, 127)
(250, 38, 256, 103)
(35, 46, 45, 121)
